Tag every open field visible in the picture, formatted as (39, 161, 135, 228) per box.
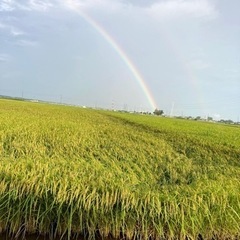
(0, 99, 239, 239)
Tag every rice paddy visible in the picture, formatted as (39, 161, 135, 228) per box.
(0, 99, 239, 239)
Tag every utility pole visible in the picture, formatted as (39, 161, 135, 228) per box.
(170, 102, 175, 117)
(123, 103, 128, 112)
(111, 100, 115, 111)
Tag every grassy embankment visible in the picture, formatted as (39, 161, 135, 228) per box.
(0, 99, 239, 239)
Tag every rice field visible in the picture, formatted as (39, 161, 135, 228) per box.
(0, 99, 240, 240)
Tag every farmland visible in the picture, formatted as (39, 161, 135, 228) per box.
(0, 99, 239, 239)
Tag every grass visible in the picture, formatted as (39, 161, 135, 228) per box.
(0, 99, 239, 239)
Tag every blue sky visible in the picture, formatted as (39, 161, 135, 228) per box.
(0, 0, 239, 120)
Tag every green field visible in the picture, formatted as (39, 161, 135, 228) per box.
(0, 99, 239, 239)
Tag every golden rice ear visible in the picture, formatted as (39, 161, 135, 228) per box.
(0, 99, 239, 240)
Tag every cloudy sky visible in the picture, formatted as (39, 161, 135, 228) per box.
(0, 0, 239, 120)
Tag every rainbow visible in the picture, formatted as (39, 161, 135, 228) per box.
(64, 0, 158, 110)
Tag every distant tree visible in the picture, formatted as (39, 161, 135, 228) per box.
(220, 119, 234, 124)
(195, 116, 201, 121)
(207, 116, 213, 121)
(153, 109, 164, 116)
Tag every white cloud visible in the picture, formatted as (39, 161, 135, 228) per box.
(146, 0, 218, 21)
(0, 0, 105, 13)
(0, 0, 219, 20)
(61, 0, 219, 26)
(0, 0, 14, 11)
(16, 39, 38, 47)
(62, 0, 123, 12)
(0, 0, 54, 12)
(0, 22, 25, 37)
(0, 53, 11, 62)
(213, 113, 221, 120)
(11, 27, 25, 36)
(28, 0, 53, 11)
